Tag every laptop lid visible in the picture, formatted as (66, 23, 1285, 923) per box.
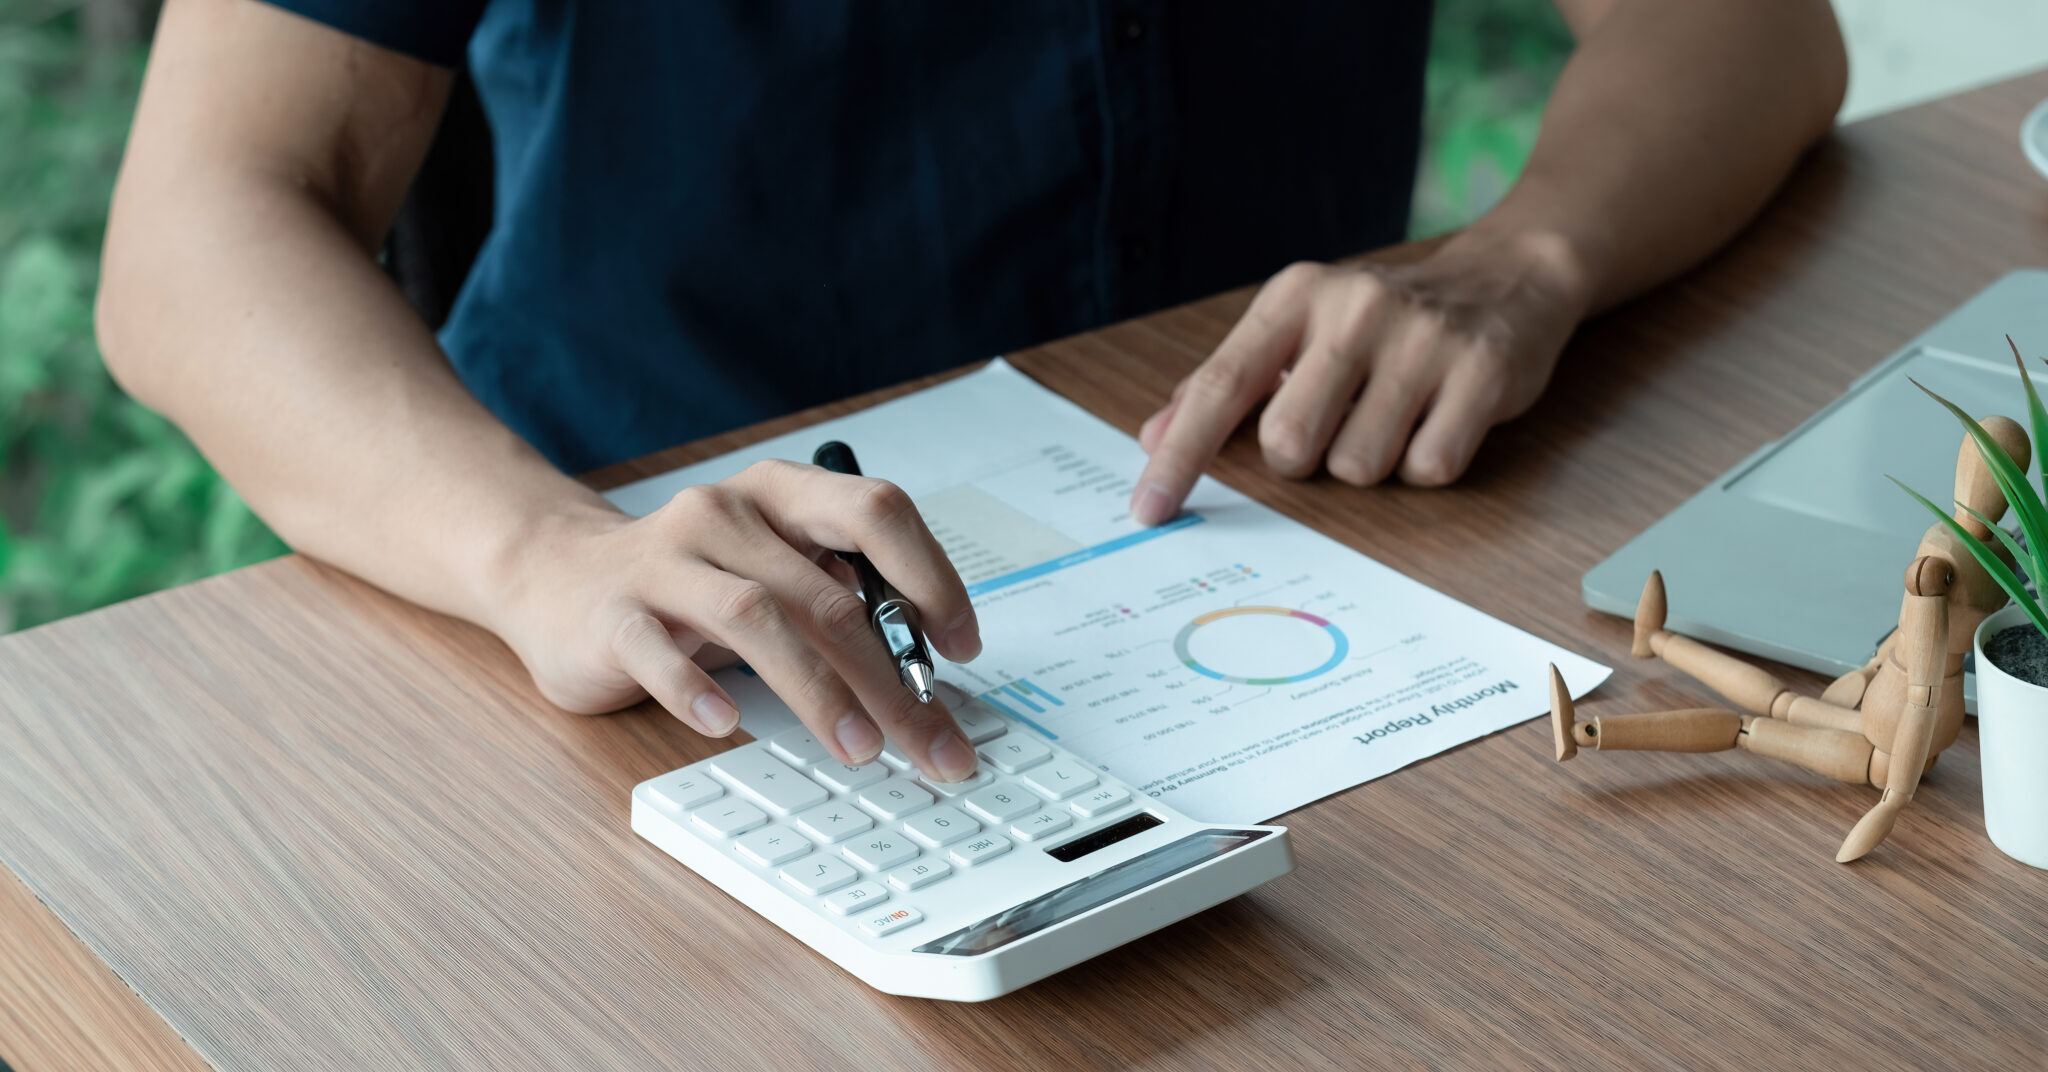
(1583, 269, 2048, 678)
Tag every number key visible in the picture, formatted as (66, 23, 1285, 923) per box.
(963, 784, 1041, 823)
(811, 761, 889, 793)
(903, 806, 979, 848)
(980, 736, 1052, 774)
(1021, 761, 1098, 800)
(855, 779, 934, 820)
(952, 702, 1009, 744)
(921, 769, 994, 797)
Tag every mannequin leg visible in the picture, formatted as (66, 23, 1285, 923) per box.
(1552, 668, 1741, 760)
(1550, 664, 1875, 784)
(1631, 572, 1862, 734)
(1739, 717, 1875, 785)
(1572, 708, 1745, 754)
(1821, 637, 1891, 708)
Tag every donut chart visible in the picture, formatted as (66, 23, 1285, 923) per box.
(1172, 606, 1348, 686)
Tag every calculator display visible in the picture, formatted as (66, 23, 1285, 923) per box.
(912, 828, 1274, 956)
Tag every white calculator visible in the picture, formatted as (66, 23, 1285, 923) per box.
(631, 702, 1293, 1001)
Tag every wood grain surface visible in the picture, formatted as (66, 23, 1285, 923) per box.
(0, 866, 210, 1072)
(7, 72, 2048, 1072)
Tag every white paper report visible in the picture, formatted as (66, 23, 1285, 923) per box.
(606, 360, 1612, 823)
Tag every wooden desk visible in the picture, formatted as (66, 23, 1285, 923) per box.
(7, 71, 2048, 1072)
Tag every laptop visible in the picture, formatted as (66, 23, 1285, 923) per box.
(1583, 269, 2048, 694)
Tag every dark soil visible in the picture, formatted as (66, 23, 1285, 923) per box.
(1983, 624, 2048, 687)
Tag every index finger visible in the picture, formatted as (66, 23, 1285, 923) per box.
(1130, 264, 1318, 525)
(737, 460, 982, 663)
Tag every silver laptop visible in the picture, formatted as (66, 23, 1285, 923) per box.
(1583, 269, 2048, 688)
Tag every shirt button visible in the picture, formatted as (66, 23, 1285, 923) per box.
(1117, 12, 1145, 44)
(1121, 236, 1150, 268)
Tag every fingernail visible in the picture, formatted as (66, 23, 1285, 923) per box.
(930, 730, 978, 782)
(1132, 481, 1177, 526)
(940, 609, 982, 661)
(835, 711, 883, 764)
(691, 694, 740, 736)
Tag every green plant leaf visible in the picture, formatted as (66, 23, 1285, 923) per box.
(1895, 476, 2048, 639)
(1911, 378, 2048, 590)
(1955, 501, 2033, 582)
(2010, 335, 2048, 506)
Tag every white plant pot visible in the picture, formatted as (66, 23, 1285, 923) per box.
(1973, 603, 2048, 869)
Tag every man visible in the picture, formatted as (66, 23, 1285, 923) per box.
(96, 1, 1846, 785)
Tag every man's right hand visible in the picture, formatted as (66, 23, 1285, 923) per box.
(99, 3, 985, 783)
(492, 460, 985, 782)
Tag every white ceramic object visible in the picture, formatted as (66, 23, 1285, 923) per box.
(2025, 97, 2048, 182)
(1972, 603, 2048, 869)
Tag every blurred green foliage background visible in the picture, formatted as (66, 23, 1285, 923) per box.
(0, 0, 1569, 634)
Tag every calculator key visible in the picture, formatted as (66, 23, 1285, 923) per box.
(767, 729, 832, 768)
(842, 833, 920, 872)
(858, 905, 924, 938)
(1020, 761, 1098, 800)
(793, 801, 875, 844)
(953, 703, 1009, 744)
(885, 858, 952, 891)
(878, 742, 915, 771)
(708, 750, 829, 814)
(980, 736, 1053, 774)
(854, 780, 934, 821)
(1070, 785, 1133, 817)
(646, 772, 723, 812)
(779, 855, 858, 896)
(822, 882, 889, 916)
(948, 833, 1013, 868)
(691, 800, 767, 838)
(811, 761, 890, 794)
(963, 784, 1041, 823)
(1009, 810, 1073, 842)
(733, 824, 810, 867)
(920, 769, 994, 797)
(903, 806, 980, 848)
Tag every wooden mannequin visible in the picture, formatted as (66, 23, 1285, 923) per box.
(1549, 416, 2029, 862)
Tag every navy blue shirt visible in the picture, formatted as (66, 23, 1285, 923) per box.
(270, 2, 1430, 471)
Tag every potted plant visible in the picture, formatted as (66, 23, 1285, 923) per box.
(1897, 337, 2048, 869)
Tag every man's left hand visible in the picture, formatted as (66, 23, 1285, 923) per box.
(1129, 229, 1592, 525)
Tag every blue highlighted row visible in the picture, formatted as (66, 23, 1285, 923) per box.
(964, 512, 1205, 597)
(977, 678, 1065, 738)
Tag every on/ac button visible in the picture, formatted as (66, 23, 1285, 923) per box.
(859, 906, 925, 937)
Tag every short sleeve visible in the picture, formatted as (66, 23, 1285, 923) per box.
(258, 0, 491, 69)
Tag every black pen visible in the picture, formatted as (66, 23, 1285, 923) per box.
(811, 441, 937, 703)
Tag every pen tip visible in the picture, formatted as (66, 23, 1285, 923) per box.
(903, 661, 936, 704)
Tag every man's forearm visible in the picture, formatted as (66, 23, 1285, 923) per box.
(1462, 0, 1848, 313)
(98, 170, 615, 633)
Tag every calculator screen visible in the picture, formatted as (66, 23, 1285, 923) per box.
(912, 828, 1274, 956)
